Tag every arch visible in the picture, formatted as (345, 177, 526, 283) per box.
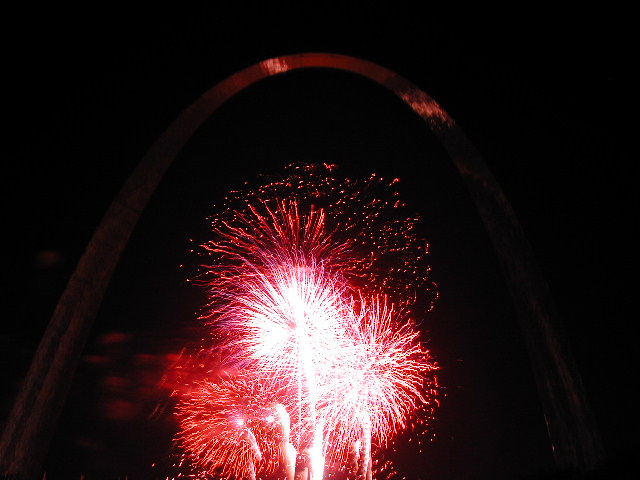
(0, 53, 602, 478)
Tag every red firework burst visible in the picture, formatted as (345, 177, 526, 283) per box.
(175, 378, 283, 479)
(171, 165, 439, 479)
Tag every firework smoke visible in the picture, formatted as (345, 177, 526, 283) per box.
(172, 164, 439, 479)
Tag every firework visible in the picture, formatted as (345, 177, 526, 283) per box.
(172, 165, 439, 479)
(174, 378, 283, 479)
(319, 295, 436, 471)
(211, 164, 438, 310)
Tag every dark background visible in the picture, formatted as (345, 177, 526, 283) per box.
(2, 5, 636, 479)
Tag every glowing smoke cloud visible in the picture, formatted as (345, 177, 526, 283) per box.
(172, 165, 439, 479)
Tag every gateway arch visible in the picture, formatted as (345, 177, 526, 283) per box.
(0, 53, 603, 478)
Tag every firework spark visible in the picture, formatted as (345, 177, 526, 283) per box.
(172, 165, 439, 479)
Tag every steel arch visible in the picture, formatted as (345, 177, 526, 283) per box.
(0, 53, 602, 478)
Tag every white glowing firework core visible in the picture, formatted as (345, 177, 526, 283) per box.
(236, 265, 346, 387)
(232, 265, 345, 480)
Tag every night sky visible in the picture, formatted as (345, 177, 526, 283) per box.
(2, 6, 636, 480)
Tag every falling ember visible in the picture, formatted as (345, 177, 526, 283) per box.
(171, 164, 439, 479)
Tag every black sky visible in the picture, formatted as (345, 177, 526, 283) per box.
(2, 6, 636, 480)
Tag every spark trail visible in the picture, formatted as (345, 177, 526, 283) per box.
(172, 164, 439, 479)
